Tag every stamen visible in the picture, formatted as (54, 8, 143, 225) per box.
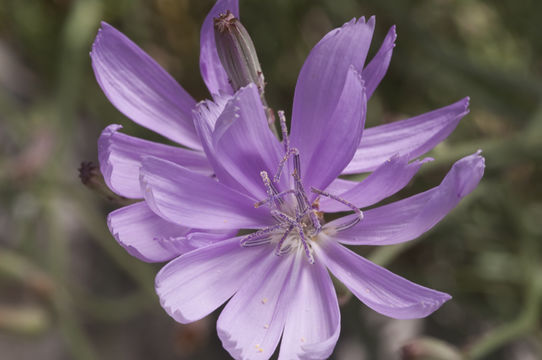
(278, 110, 290, 154)
(270, 210, 295, 226)
(296, 226, 315, 264)
(274, 110, 293, 183)
(271, 212, 285, 223)
(292, 172, 308, 213)
(254, 189, 296, 208)
(311, 187, 363, 232)
(271, 210, 314, 264)
(275, 224, 293, 256)
(293, 152, 301, 175)
(240, 223, 284, 247)
(292, 162, 322, 234)
(242, 236, 272, 247)
(260, 171, 284, 207)
(274, 147, 298, 183)
(334, 218, 362, 232)
(276, 244, 291, 256)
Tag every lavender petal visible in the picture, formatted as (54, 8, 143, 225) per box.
(217, 248, 294, 359)
(155, 237, 265, 324)
(329, 152, 485, 245)
(279, 254, 340, 360)
(362, 25, 396, 99)
(91, 22, 201, 149)
(107, 202, 190, 262)
(343, 98, 470, 174)
(324, 178, 359, 195)
(212, 84, 286, 199)
(192, 94, 249, 196)
(140, 156, 273, 230)
(297, 67, 366, 199)
(98, 124, 212, 199)
(291, 17, 374, 139)
(320, 155, 431, 212)
(291, 18, 374, 191)
(317, 241, 451, 319)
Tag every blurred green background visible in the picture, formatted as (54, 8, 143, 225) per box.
(1, 0, 541, 359)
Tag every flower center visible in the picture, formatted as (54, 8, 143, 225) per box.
(240, 111, 363, 264)
(240, 164, 321, 263)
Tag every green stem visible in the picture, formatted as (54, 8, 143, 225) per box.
(465, 268, 542, 359)
(52, 289, 98, 360)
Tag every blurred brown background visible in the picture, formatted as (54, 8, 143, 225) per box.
(1, 0, 541, 359)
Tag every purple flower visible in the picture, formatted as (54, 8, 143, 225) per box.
(91, 0, 485, 358)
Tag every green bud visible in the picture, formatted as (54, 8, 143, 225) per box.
(0, 305, 50, 336)
(214, 11, 265, 93)
(401, 337, 462, 360)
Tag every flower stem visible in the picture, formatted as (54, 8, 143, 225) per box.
(464, 267, 542, 359)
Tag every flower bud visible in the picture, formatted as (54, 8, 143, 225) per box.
(401, 337, 462, 360)
(214, 11, 265, 93)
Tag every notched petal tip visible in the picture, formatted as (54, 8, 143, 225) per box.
(345, 17, 357, 26)
(216, 328, 244, 359)
(330, 16, 376, 40)
(461, 96, 471, 114)
(154, 265, 194, 324)
(452, 150, 485, 198)
(156, 290, 194, 324)
(390, 24, 397, 38)
(428, 291, 452, 308)
(91, 21, 114, 56)
(402, 291, 452, 320)
(385, 25, 398, 50)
